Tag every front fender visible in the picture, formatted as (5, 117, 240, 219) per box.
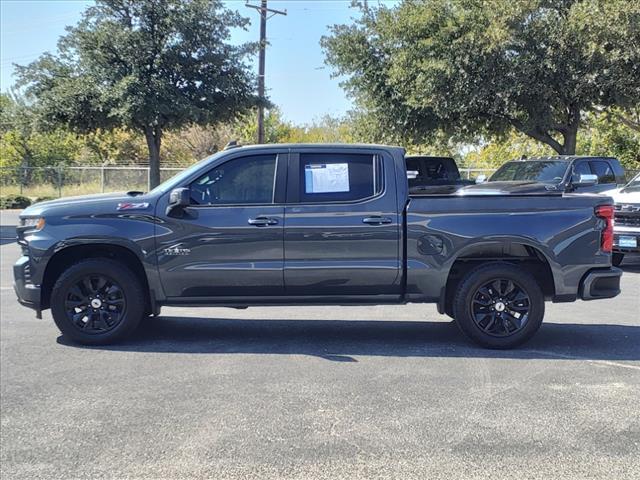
(29, 212, 164, 300)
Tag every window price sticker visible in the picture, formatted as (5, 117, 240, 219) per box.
(304, 163, 350, 193)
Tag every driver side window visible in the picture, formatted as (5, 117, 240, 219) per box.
(190, 155, 277, 205)
(571, 162, 592, 183)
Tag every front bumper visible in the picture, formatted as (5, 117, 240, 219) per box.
(13, 255, 42, 316)
(579, 267, 622, 301)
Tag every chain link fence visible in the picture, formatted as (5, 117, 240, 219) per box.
(1, 165, 637, 200)
(0, 166, 183, 199)
(458, 168, 498, 180)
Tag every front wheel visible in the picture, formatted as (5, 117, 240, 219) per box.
(50, 259, 145, 345)
(452, 263, 545, 349)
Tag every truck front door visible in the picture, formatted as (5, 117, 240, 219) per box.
(156, 152, 286, 298)
(283, 149, 402, 296)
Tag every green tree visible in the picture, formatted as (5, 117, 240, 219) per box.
(79, 128, 147, 166)
(234, 108, 295, 145)
(162, 123, 237, 166)
(322, 0, 640, 155)
(464, 132, 556, 169)
(1, 93, 84, 191)
(0, 92, 82, 171)
(579, 112, 640, 172)
(15, 0, 258, 187)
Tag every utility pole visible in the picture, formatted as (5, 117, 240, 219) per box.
(246, 1, 286, 144)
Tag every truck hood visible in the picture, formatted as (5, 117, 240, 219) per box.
(458, 181, 561, 195)
(20, 192, 153, 217)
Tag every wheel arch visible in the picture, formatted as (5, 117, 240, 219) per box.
(41, 242, 152, 312)
(441, 239, 556, 315)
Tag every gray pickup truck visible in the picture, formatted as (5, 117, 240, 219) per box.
(14, 144, 622, 348)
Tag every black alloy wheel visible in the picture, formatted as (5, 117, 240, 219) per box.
(51, 258, 145, 345)
(64, 274, 126, 334)
(470, 278, 530, 337)
(452, 262, 545, 349)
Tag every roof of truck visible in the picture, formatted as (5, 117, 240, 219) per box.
(224, 142, 405, 151)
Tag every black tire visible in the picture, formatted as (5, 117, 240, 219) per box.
(50, 259, 145, 345)
(612, 253, 624, 267)
(444, 304, 455, 320)
(452, 263, 545, 349)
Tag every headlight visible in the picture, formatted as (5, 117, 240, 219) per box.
(20, 217, 45, 230)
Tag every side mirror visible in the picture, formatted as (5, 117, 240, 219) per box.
(407, 170, 419, 180)
(475, 174, 487, 184)
(166, 187, 191, 216)
(574, 174, 598, 187)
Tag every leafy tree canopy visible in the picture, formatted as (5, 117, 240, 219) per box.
(15, 0, 258, 187)
(322, 0, 640, 155)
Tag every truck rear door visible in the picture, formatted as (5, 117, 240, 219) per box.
(283, 148, 402, 295)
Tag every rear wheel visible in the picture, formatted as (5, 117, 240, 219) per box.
(50, 259, 144, 345)
(452, 263, 544, 349)
(612, 253, 624, 267)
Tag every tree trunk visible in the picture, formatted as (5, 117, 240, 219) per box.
(520, 127, 564, 155)
(144, 126, 162, 189)
(561, 128, 577, 155)
(511, 107, 581, 155)
(560, 108, 580, 155)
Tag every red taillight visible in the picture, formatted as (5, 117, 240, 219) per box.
(596, 205, 614, 253)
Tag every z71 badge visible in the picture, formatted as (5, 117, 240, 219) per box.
(117, 202, 150, 211)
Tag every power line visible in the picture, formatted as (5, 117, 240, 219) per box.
(245, 1, 286, 144)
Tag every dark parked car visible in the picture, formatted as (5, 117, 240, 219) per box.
(14, 144, 621, 349)
(464, 156, 626, 194)
(406, 156, 474, 194)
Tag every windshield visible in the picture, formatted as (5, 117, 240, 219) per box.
(147, 151, 226, 195)
(489, 161, 569, 183)
(621, 173, 640, 193)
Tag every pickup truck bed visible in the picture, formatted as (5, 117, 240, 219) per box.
(14, 143, 621, 348)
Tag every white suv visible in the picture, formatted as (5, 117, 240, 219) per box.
(603, 173, 640, 266)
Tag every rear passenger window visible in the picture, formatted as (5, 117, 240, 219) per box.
(298, 153, 382, 203)
(590, 161, 615, 184)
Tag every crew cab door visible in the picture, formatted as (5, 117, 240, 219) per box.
(156, 152, 287, 298)
(283, 149, 401, 295)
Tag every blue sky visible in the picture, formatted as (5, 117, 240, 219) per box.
(1, 0, 396, 124)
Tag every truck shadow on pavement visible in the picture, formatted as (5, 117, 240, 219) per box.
(58, 317, 640, 363)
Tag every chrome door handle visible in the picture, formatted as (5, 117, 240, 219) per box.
(248, 216, 279, 226)
(362, 216, 392, 225)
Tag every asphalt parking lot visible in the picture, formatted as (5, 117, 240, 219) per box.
(1, 209, 639, 479)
